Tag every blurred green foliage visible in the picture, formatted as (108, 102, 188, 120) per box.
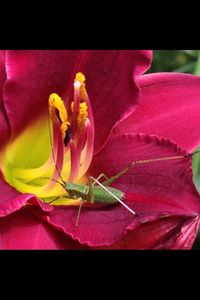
(150, 50, 200, 249)
(149, 50, 200, 74)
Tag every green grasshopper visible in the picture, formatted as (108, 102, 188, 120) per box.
(46, 152, 196, 227)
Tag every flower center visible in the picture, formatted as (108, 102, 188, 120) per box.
(1, 72, 94, 205)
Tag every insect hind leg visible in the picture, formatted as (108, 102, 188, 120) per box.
(92, 173, 110, 186)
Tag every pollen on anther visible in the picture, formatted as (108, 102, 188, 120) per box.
(77, 102, 88, 129)
(48, 93, 68, 125)
(71, 101, 88, 129)
(48, 93, 71, 145)
(75, 72, 86, 84)
(74, 72, 87, 101)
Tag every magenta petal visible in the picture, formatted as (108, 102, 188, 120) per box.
(0, 50, 10, 147)
(114, 73, 200, 152)
(29, 134, 200, 248)
(3, 50, 152, 152)
(169, 215, 200, 249)
(0, 50, 6, 97)
(0, 175, 86, 249)
(3, 50, 82, 140)
(89, 133, 200, 215)
(0, 209, 86, 249)
(1, 133, 199, 248)
(31, 203, 141, 247)
(31, 204, 199, 249)
(105, 215, 199, 249)
(0, 174, 53, 217)
(80, 50, 152, 153)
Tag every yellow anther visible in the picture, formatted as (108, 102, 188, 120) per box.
(70, 101, 88, 129)
(49, 93, 68, 124)
(77, 102, 88, 129)
(75, 72, 86, 84)
(49, 93, 71, 142)
(75, 72, 87, 101)
(80, 83, 87, 101)
(61, 121, 70, 140)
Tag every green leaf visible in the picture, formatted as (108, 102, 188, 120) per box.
(174, 61, 196, 73)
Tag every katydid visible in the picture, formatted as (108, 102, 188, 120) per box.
(45, 147, 197, 227)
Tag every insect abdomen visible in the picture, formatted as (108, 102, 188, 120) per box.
(92, 186, 124, 205)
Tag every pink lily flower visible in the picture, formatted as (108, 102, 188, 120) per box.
(0, 50, 200, 249)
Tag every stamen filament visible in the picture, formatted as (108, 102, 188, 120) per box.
(68, 140, 80, 182)
(77, 119, 94, 179)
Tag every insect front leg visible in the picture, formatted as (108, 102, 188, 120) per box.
(48, 195, 74, 205)
(76, 176, 102, 227)
(48, 195, 64, 205)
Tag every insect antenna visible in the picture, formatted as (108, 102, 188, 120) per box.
(47, 115, 66, 185)
(40, 176, 64, 188)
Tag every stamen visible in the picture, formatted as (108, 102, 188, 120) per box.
(77, 102, 88, 129)
(71, 101, 75, 113)
(2, 71, 95, 206)
(76, 118, 94, 180)
(61, 121, 70, 142)
(80, 85, 87, 101)
(49, 93, 68, 124)
(71, 72, 89, 129)
(68, 140, 80, 182)
(74, 72, 87, 101)
(49, 93, 71, 145)
(45, 71, 94, 201)
(75, 72, 86, 84)
(71, 101, 88, 129)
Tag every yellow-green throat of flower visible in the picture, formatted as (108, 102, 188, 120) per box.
(1, 72, 94, 206)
